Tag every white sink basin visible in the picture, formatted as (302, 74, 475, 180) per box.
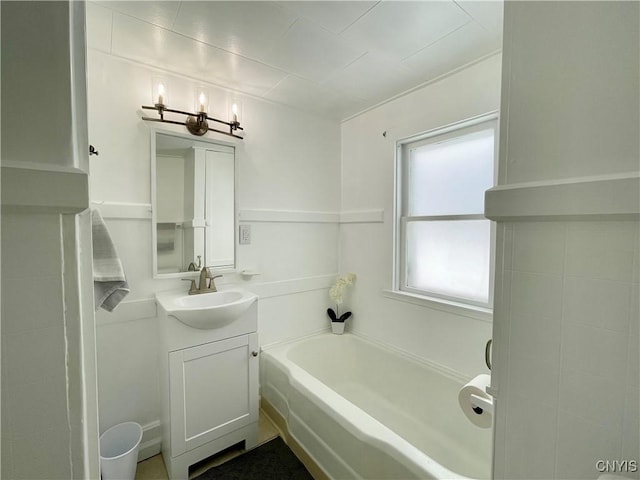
(156, 289, 257, 330)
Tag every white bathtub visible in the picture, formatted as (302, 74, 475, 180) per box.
(260, 333, 491, 479)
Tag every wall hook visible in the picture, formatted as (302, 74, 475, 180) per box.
(89, 145, 99, 156)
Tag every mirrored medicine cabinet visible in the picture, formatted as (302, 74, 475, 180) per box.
(151, 130, 236, 277)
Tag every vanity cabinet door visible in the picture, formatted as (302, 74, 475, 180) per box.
(169, 333, 258, 456)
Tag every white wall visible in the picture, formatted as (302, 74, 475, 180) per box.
(491, 2, 639, 478)
(86, 6, 342, 446)
(339, 54, 502, 377)
(2, 5, 73, 167)
(2, 215, 74, 480)
(86, 3, 638, 477)
(1, 2, 99, 478)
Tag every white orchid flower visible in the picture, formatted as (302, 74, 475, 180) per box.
(329, 273, 356, 305)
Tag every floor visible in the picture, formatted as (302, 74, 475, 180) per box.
(135, 409, 281, 480)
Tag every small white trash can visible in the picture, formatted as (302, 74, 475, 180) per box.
(99, 422, 143, 480)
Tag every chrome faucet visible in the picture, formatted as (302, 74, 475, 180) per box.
(183, 267, 223, 295)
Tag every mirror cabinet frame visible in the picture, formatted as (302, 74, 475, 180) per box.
(150, 128, 239, 279)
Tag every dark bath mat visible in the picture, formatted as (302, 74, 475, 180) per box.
(192, 436, 313, 480)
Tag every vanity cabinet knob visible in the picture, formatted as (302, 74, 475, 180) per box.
(251, 351, 259, 357)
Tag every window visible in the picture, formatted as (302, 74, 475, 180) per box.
(395, 114, 497, 309)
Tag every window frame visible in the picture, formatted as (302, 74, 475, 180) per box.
(393, 112, 499, 313)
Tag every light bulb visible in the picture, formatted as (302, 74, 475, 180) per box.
(157, 83, 165, 106)
(198, 92, 207, 113)
(152, 77, 167, 107)
(232, 103, 238, 123)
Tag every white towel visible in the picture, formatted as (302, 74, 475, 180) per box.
(92, 209, 130, 311)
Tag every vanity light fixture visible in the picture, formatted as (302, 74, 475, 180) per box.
(142, 81, 244, 139)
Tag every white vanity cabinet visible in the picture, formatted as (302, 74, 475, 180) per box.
(158, 299, 259, 480)
(169, 334, 258, 456)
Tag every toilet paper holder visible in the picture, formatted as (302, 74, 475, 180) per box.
(470, 393, 494, 416)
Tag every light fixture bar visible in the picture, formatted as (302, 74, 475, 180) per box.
(141, 105, 244, 139)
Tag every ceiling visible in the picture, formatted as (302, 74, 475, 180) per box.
(86, 1, 503, 121)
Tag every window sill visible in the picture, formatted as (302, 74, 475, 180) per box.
(381, 289, 492, 323)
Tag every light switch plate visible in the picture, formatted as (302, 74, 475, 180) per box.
(239, 224, 251, 245)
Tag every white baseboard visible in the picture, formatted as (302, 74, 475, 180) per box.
(138, 420, 162, 462)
